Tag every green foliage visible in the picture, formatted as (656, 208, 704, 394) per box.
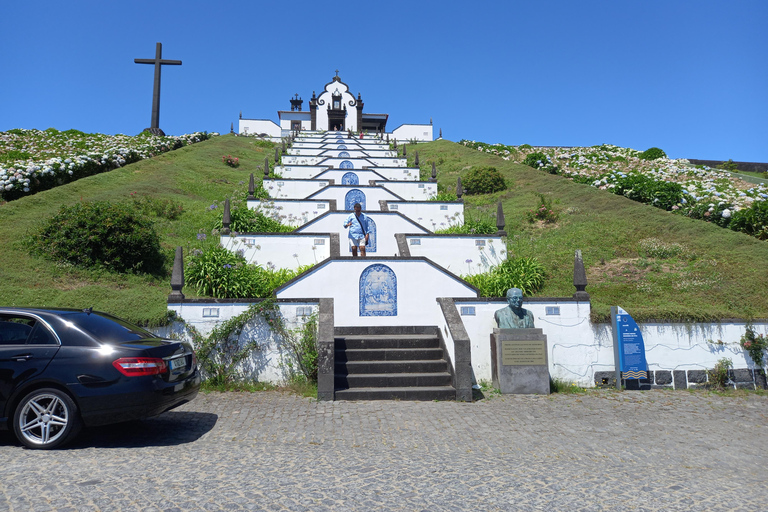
(522, 152, 559, 174)
(281, 313, 319, 382)
(462, 166, 507, 195)
(188, 302, 274, 386)
(550, 377, 587, 394)
(708, 357, 733, 388)
(740, 325, 767, 368)
(0, 149, 32, 163)
(434, 212, 497, 235)
(431, 190, 459, 202)
(729, 200, 768, 240)
(128, 193, 184, 220)
(686, 201, 734, 228)
(519, 144, 532, 150)
(718, 159, 739, 172)
(462, 257, 546, 297)
(639, 147, 667, 160)
(526, 194, 559, 223)
(222, 155, 239, 168)
(212, 194, 292, 233)
(185, 244, 310, 298)
(610, 172, 683, 210)
(28, 201, 165, 274)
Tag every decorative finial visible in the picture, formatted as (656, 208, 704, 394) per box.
(239, 111, 242, 119)
(414, 151, 419, 166)
(230, 122, 234, 134)
(222, 198, 231, 235)
(169, 247, 185, 301)
(457, 177, 463, 199)
(264, 157, 269, 177)
(439, 128, 442, 139)
(430, 162, 437, 183)
(496, 201, 507, 236)
(573, 250, 589, 300)
(275, 146, 280, 163)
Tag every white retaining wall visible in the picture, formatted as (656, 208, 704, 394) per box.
(276, 166, 331, 179)
(249, 199, 334, 226)
(239, 119, 281, 138)
(220, 234, 331, 269)
(391, 124, 434, 142)
(403, 236, 506, 274)
(386, 201, 464, 230)
(164, 301, 318, 384)
(264, 179, 331, 199)
(378, 181, 437, 201)
(275, 259, 477, 327)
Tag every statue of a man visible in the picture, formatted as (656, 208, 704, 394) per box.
(494, 288, 535, 329)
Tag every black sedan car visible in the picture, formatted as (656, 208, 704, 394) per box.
(0, 307, 200, 449)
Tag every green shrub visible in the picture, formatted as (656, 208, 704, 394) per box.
(639, 147, 667, 161)
(526, 194, 559, 223)
(212, 195, 292, 233)
(740, 325, 767, 368)
(28, 201, 165, 274)
(462, 257, 546, 297)
(185, 244, 311, 298)
(434, 214, 497, 235)
(718, 159, 739, 172)
(729, 200, 768, 240)
(610, 173, 683, 210)
(431, 190, 459, 202)
(707, 357, 733, 388)
(462, 166, 507, 195)
(522, 152, 559, 174)
(686, 201, 734, 228)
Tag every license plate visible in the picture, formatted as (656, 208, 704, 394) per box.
(170, 356, 186, 370)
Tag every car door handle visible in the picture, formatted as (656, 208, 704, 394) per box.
(13, 354, 32, 361)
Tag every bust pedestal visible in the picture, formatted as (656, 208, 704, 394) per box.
(491, 328, 550, 394)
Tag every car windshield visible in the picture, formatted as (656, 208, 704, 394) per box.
(63, 312, 157, 343)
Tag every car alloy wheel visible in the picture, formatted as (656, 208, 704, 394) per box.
(13, 388, 82, 449)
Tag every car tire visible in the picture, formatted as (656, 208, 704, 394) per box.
(12, 388, 82, 449)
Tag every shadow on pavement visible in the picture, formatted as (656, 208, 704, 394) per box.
(69, 410, 218, 449)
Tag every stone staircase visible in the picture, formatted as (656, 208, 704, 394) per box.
(333, 326, 456, 401)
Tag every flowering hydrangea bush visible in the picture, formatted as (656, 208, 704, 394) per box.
(0, 128, 215, 201)
(461, 140, 768, 240)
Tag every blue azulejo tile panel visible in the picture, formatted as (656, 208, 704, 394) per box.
(342, 172, 359, 185)
(339, 160, 354, 169)
(360, 264, 397, 316)
(345, 189, 366, 211)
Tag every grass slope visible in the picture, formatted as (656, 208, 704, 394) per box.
(1, 135, 766, 325)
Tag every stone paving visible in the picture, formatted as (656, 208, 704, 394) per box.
(1, 390, 767, 511)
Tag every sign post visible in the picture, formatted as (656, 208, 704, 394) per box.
(610, 306, 648, 390)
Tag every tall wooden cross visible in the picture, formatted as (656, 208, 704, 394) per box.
(134, 42, 182, 134)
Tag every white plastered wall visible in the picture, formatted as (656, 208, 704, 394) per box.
(391, 124, 433, 142)
(249, 199, 333, 226)
(378, 181, 437, 200)
(220, 234, 331, 269)
(263, 179, 331, 199)
(404, 236, 506, 274)
(386, 202, 464, 230)
(307, 186, 402, 210)
(275, 259, 477, 327)
(239, 119, 281, 138)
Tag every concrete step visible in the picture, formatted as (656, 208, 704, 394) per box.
(336, 347, 444, 362)
(335, 334, 439, 350)
(334, 386, 456, 401)
(340, 359, 449, 374)
(336, 372, 453, 388)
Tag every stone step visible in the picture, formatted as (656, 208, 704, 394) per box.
(335, 347, 444, 362)
(336, 372, 453, 388)
(335, 334, 439, 350)
(334, 386, 456, 401)
(340, 359, 449, 374)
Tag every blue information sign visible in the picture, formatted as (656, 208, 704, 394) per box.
(615, 306, 648, 379)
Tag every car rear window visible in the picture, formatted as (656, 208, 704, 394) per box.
(64, 312, 156, 343)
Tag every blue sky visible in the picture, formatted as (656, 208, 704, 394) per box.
(2, 1, 766, 162)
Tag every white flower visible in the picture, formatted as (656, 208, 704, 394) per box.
(722, 209, 731, 219)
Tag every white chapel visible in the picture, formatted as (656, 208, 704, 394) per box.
(238, 73, 434, 142)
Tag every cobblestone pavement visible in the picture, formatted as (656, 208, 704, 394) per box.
(1, 390, 766, 511)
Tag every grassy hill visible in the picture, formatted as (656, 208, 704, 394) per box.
(1, 135, 766, 325)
